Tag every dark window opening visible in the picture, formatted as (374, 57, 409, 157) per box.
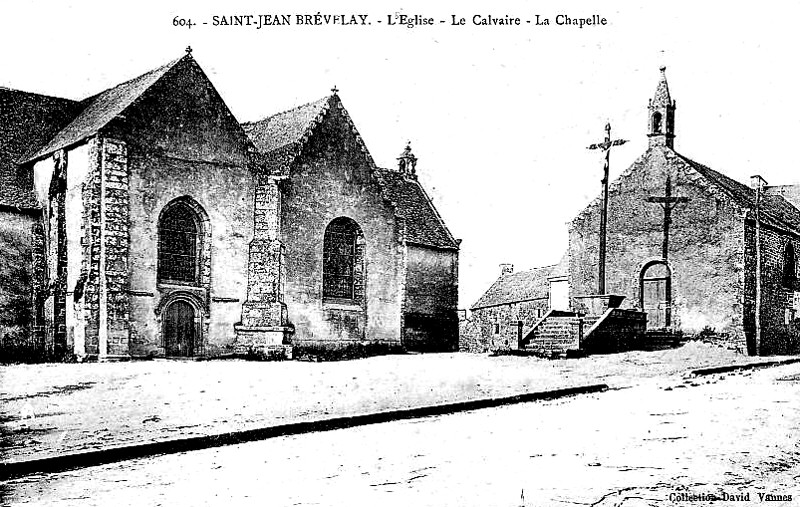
(323, 217, 361, 300)
(652, 112, 663, 134)
(783, 242, 796, 288)
(159, 203, 200, 284)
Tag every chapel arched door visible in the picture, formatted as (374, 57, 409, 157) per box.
(641, 262, 671, 329)
(164, 301, 196, 357)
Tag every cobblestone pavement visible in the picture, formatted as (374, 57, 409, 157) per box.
(0, 342, 792, 464)
(3, 361, 799, 506)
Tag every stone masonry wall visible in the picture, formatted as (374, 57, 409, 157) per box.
(467, 298, 550, 352)
(569, 147, 746, 342)
(404, 245, 459, 351)
(99, 139, 131, 356)
(281, 101, 403, 345)
(743, 222, 800, 355)
(0, 210, 39, 360)
(116, 56, 254, 357)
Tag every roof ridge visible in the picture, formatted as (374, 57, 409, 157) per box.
(23, 54, 187, 163)
(78, 55, 185, 103)
(0, 86, 78, 103)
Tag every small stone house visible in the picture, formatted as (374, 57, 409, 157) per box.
(463, 258, 567, 352)
(0, 51, 460, 361)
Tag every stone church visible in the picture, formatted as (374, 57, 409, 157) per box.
(467, 68, 800, 356)
(0, 51, 460, 361)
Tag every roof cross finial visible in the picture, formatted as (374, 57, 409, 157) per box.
(331, 85, 339, 95)
(186, 46, 193, 55)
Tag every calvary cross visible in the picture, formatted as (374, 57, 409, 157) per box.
(587, 122, 628, 294)
(646, 173, 689, 260)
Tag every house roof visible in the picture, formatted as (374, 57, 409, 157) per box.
(0, 87, 82, 209)
(471, 264, 555, 310)
(373, 168, 459, 250)
(678, 153, 800, 232)
(24, 55, 185, 163)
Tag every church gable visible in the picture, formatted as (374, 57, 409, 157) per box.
(118, 55, 254, 166)
(245, 96, 457, 250)
(24, 53, 254, 168)
(244, 94, 374, 177)
(24, 57, 181, 164)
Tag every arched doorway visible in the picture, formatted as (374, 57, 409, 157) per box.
(640, 261, 671, 329)
(163, 300, 196, 357)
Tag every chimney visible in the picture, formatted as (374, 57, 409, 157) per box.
(750, 174, 768, 190)
(500, 263, 514, 276)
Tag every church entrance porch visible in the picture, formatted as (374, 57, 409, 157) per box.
(163, 300, 197, 357)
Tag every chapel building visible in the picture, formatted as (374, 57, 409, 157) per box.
(466, 68, 800, 356)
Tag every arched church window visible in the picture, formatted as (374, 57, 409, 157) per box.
(323, 217, 363, 300)
(652, 112, 663, 134)
(158, 202, 201, 284)
(783, 242, 796, 288)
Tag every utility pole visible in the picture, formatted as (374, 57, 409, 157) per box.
(588, 123, 628, 294)
(752, 174, 767, 356)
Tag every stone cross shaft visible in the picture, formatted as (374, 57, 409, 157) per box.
(646, 173, 689, 260)
(587, 123, 628, 294)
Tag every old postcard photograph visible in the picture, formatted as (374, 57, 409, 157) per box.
(1, 1, 799, 505)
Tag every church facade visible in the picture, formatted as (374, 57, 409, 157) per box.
(0, 52, 459, 361)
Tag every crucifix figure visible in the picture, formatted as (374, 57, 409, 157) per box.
(646, 173, 689, 260)
(588, 122, 628, 294)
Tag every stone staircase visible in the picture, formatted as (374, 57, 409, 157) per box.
(521, 310, 582, 354)
(520, 308, 647, 355)
(639, 329, 684, 350)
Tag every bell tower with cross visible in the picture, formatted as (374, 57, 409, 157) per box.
(643, 68, 689, 328)
(648, 67, 676, 149)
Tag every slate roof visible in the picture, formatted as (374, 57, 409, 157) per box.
(373, 168, 459, 249)
(678, 153, 800, 232)
(471, 265, 555, 310)
(0, 87, 81, 208)
(3, 56, 458, 249)
(243, 96, 330, 155)
(244, 96, 458, 250)
(24, 55, 185, 163)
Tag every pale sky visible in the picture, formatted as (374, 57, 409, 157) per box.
(2, 1, 799, 308)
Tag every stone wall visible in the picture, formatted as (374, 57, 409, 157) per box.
(116, 56, 255, 357)
(569, 147, 746, 341)
(281, 101, 403, 345)
(743, 221, 800, 355)
(0, 210, 40, 360)
(466, 298, 550, 352)
(403, 245, 459, 351)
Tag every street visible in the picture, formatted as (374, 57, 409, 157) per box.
(4, 362, 800, 506)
